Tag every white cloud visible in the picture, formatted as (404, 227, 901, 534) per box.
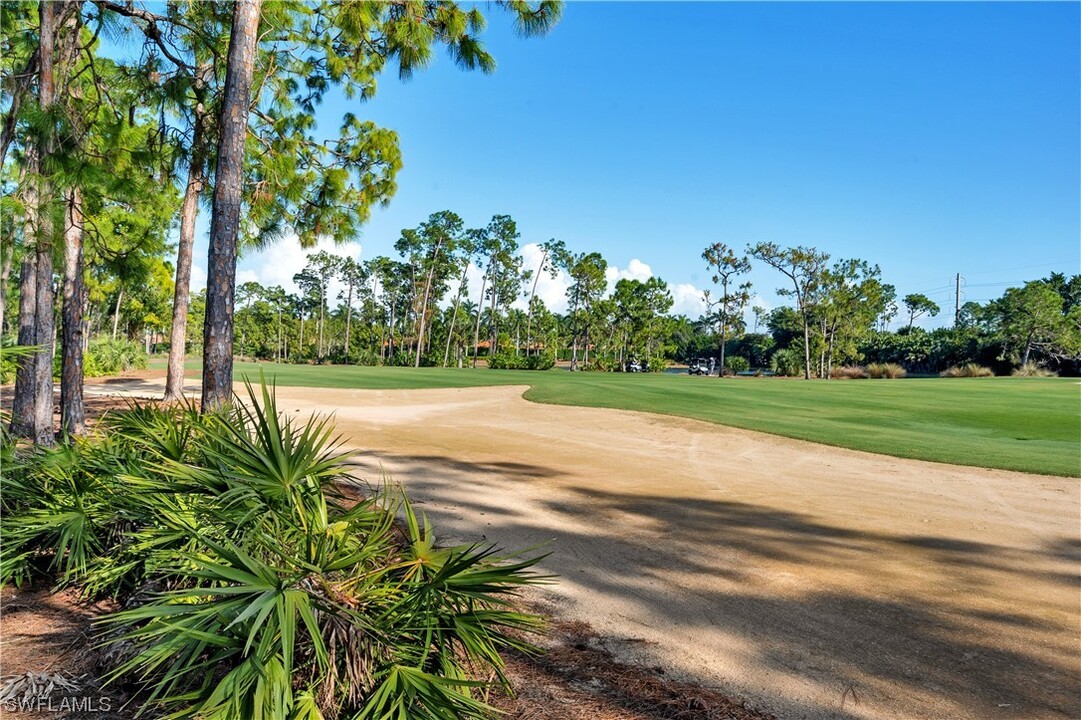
(604, 258, 654, 289)
(671, 283, 709, 317)
(237, 235, 363, 300)
(514, 243, 571, 313)
(190, 263, 207, 295)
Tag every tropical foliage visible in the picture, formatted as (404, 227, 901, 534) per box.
(1, 383, 547, 719)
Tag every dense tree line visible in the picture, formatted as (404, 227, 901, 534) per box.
(3, 0, 1076, 451)
(2, 0, 561, 442)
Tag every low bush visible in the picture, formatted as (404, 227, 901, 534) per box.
(384, 350, 436, 367)
(84, 337, 148, 377)
(350, 348, 382, 366)
(1, 383, 546, 719)
(770, 347, 803, 377)
(488, 352, 555, 370)
(0, 340, 139, 383)
(723, 356, 750, 373)
(579, 357, 620, 372)
(647, 357, 668, 373)
(0, 338, 27, 384)
(866, 362, 907, 379)
(830, 365, 868, 379)
(940, 363, 994, 378)
(1011, 363, 1056, 377)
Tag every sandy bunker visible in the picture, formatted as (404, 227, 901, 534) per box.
(92, 380, 1081, 720)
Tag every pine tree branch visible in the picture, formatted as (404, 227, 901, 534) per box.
(91, 0, 194, 71)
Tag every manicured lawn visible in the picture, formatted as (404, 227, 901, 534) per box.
(180, 360, 1079, 476)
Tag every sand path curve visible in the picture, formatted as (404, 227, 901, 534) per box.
(88, 379, 1080, 720)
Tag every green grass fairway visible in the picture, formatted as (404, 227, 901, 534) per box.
(207, 361, 1079, 476)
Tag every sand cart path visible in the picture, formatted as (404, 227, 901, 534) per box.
(88, 379, 1080, 720)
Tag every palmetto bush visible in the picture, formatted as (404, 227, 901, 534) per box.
(1, 383, 546, 720)
(769, 347, 803, 377)
(85, 337, 149, 377)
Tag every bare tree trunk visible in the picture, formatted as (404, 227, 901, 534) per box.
(0, 49, 38, 169)
(826, 330, 835, 381)
(488, 272, 499, 357)
(28, 0, 58, 445)
(471, 269, 489, 368)
(164, 94, 207, 402)
(344, 280, 353, 364)
(442, 261, 468, 368)
(0, 172, 17, 335)
(414, 239, 444, 368)
(718, 278, 728, 377)
(317, 285, 325, 361)
(569, 285, 582, 371)
(388, 299, 395, 359)
(801, 314, 812, 380)
(378, 306, 385, 362)
(202, 0, 262, 412)
(10, 252, 37, 437)
(111, 289, 122, 339)
(525, 248, 547, 358)
(60, 187, 85, 436)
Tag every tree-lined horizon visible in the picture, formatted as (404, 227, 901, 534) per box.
(3, 0, 563, 437)
(3, 0, 1078, 450)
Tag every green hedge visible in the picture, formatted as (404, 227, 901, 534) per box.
(488, 352, 556, 370)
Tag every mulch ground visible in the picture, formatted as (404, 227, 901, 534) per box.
(0, 584, 771, 720)
(1, 388, 774, 720)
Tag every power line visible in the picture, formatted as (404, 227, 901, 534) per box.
(963, 259, 1080, 277)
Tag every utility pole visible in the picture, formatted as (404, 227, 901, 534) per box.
(954, 272, 962, 327)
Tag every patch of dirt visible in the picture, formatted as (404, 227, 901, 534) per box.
(491, 615, 774, 719)
(0, 586, 124, 719)
(0, 393, 771, 719)
(0, 584, 771, 720)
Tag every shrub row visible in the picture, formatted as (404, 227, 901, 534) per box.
(1, 337, 147, 384)
(488, 352, 555, 370)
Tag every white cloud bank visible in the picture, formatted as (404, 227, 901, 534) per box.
(237, 235, 363, 301)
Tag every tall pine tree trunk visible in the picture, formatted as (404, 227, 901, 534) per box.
(30, 0, 57, 444)
(9, 150, 37, 435)
(202, 0, 262, 412)
(0, 165, 21, 337)
(111, 289, 122, 339)
(10, 250, 37, 437)
(488, 272, 498, 357)
(317, 286, 325, 361)
(525, 247, 547, 357)
(344, 281, 353, 363)
(413, 241, 443, 368)
(471, 269, 489, 368)
(164, 96, 207, 402)
(801, 313, 812, 380)
(60, 187, 86, 436)
(443, 262, 468, 367)
(0, 240, 12, 336)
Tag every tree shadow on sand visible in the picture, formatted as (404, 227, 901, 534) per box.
(346, 452, 1081, 720)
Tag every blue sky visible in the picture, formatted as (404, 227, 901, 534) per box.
(220, 1, 1080, 327)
